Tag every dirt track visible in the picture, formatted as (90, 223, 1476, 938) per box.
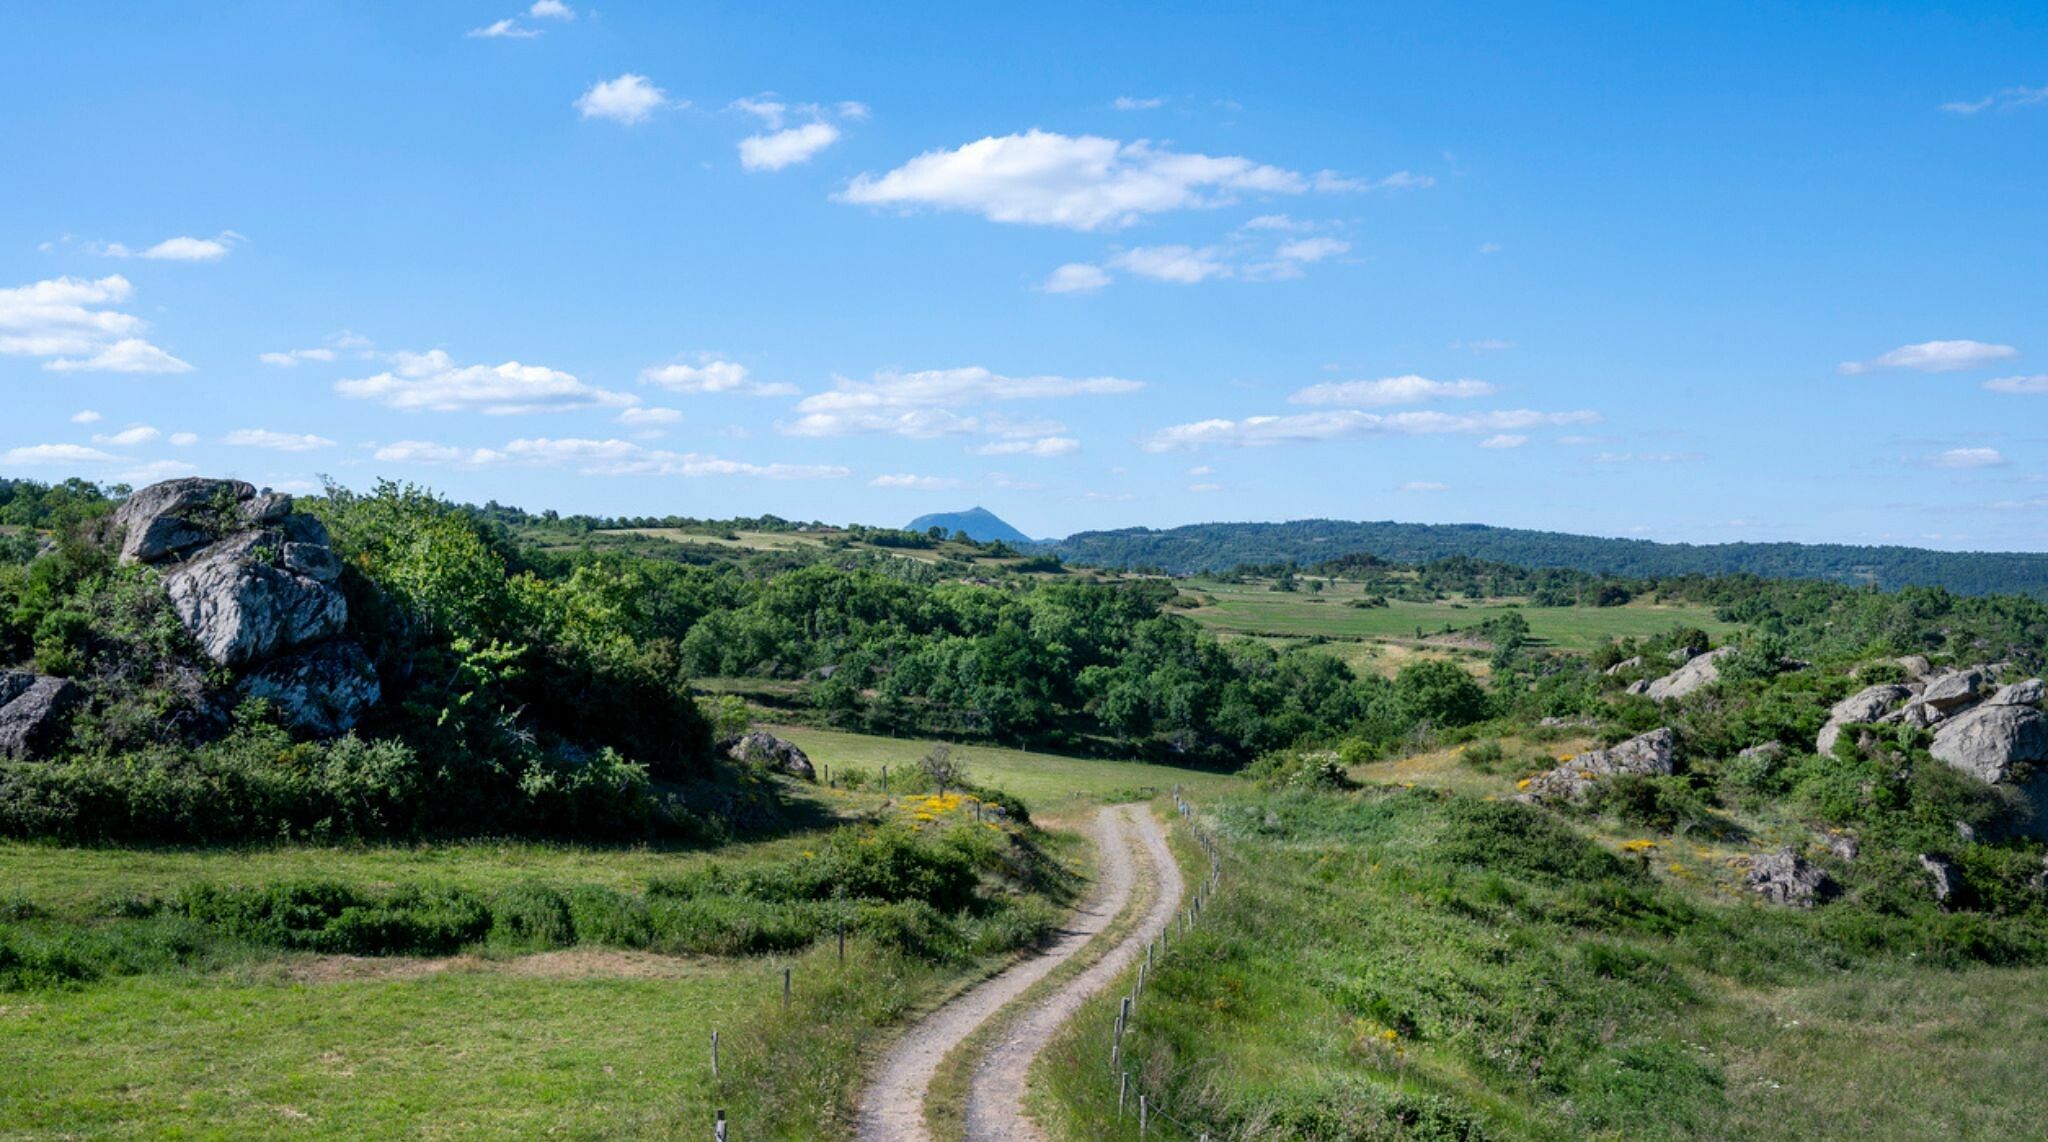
(854, 803, 1183, 1141)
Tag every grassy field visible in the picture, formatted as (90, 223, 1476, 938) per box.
(761, 724, 1242, 811)
(1180, 577, 1736, 652)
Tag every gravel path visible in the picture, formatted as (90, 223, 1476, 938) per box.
(855, 803, 1180, 1141)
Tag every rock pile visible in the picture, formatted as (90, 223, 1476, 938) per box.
(114, 478, 379, 736)
(721, 731, 816, 781)
(1516, 727, 1676, 804)
(0, 672, 83, 759)
(1806, 663, 2047, 785)
(1628, 647, 1736, 701)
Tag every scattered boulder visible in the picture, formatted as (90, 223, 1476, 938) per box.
(111, 477, 256, 563)
(237, 642, 381, 737)
(1668, 646, 1700, 665)
(1877, 700, 1943, 730)
(1815, 684, 1914, 756)
(1746, 846, 1833, 908)
(1625, 679, 1651, 696)
(1738, 741, 1787, 765)
(1988, 678, 2044, 708)
(722, 731, 816, 781)
(1604, 656, 1643, 676)
(1895, 655, 1933, 680)
(1516, 728, 1675, 803)
(1822, 832, 1859, 862)
(1929, 704, 2048, 784)
(1918, 853, 1958, 907)
(1920, 668, 1989, 713)
(1643, 647, 1736, 702)
(0, 673, 84, 759)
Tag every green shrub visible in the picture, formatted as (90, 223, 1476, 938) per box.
(1435, 797, 1637, 884)
(490, 883, 576, 950)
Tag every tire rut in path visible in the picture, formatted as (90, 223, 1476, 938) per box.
(854, 803, 1179, 1141)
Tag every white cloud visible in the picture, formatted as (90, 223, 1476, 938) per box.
(785, 366, 1141, 438)
(529, 0, 574, 18)
(223, 429, 337, 452)
(337, 349, 635, 414)
(1838, 339, 2018, 374)
(838, 130, 1347, 231)
(1111, 245, 1231, 284)
(92, 425, 160, 447)
(1310, 170, 1435, 192)
(373, 441, 507, 466)
(1400, 481, 1449, 492)
(1925, 446, 2007, 469)
(1461, 338, 1517, 353)
(1983, 374, 2048, 394)
(576, 74, 670, 124)
(974, 436, 1079, 457)
(168, 432, 199, 446)
(1480, 434, 1527, 449)
(1941, 85, 2047, 114)
(1288, 375, 1498, 406)
(1590, 451, 1702, 464)
(259, 347, 337, 366)
(640, 358, 797, 397)
(1241, 213, 1304, 231)
(46, 338, 194, 374)
(1142, 408, 1600, 451)
(468, 18, 538, 38)
(617, 406, 683, 426)
(502, 437, 848, 479)
(70, 409, 102, 424)
(730, 96, 788, 129)
(1042, 263, 1112, 293)
(869, 473, 962, 489)
(740, 122, 842, 171)
(1188, 465, 1213, 476)
(139, 235, 236, 261)
(1112, 96, 1164, 110)
(1275, 237, 1349, 262)
(3, 443, 121, 466)
(837, 101, 871, 120)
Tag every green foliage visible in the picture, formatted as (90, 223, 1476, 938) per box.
(1395, 659, 1491, 729)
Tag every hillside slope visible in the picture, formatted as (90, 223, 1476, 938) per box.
(905, 507, 1033, 545)
(1052, 519, 2048, 597)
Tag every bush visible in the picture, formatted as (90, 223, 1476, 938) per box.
(1435, 797, 1637, 884)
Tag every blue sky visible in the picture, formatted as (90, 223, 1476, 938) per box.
(3, 2, 2045, 547)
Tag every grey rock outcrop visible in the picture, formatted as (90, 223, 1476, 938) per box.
(1919, 854, 1958, 906)
(1642, 647, 1735, 702)
(1920, 668, 1989, 713)
(1816, 684, 1914, 756)
(1988, 678, 2044, 708)
(1516, 727, 1675, 803)
(722, 731, 816, 781)
(237, 642, 381, 738)
(1929, 704, 2048, 784)
(1895, 655, 1933, 680)
(1746, 846, 1833, 908)
(0, 673, 84, 759)
(1604, 656, 1643, 676)
(112, 478, 376, 736)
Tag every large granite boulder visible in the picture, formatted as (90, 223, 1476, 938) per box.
(164, 531, 348, 668)
(1643, 647, 1735, 702)
(1517, 728, 1675, 803)
(237, 642, 381, 737)
(0, 673, 84, 759)
(111, 477, 256, 564)
(1988, 678, 2044, 708)
(1746, 846, 1833, 908)
(1920, 668, 1990, 713)
(722, 731, 816, 781)
(1930, 704, 2048, 784)
(1816, 684, 1914, 756)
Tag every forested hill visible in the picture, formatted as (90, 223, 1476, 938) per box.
(1051, 519, 2048, 597)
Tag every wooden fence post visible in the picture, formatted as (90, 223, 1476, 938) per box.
(782, 966, 791, 1009)
(711, 1029, 719, 1079)
(838, 920, 846, 963)
(715, 1109, 727, 1141)
(1118, 1071, 1129, 1119)
(1139, 1094, 1148, 1135)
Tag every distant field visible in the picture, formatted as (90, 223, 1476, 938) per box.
(1181, 577, 1737, 652)
(762, 724, 1241, 810)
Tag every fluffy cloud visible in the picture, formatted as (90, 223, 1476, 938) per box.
(1274, 236, 1350, 263)
(1838, 339, 2018, 374)
(373, 436, 847, 480)
(138, 235, 236, 261)
(168, 432, 199, 446)
(1590, 451, 1703, 464)
(1111, 245, 1231, 284)
(1941, 85, 2047, 114)
(1142, 408, 1600, 451)
(740, 122, 843, 171)
(1480, 434, 1527, 449)
(70, 409, 102, 423)
(91, 425, 160, 447)
(869, 473, 962, 489)
(223, 429, 337, 451)
(46, 338, 194, 374)
(373, 441, 508, 465)
(641, 358, 797, 397)
(530, 0, 574, 17)
(1042, 263, 1112, 293)
(1924, 447, 2007, 469)
(1983, 374, 2048, 394)
(576, 74, 671, 124)
(974, 436, 1079, 457)
(259, 347, 337, 366)
(838, 130, 1343, 231)
(337, 349, 635, 414)
(468, 18, 539, 38)
(0, 275, 189, 372)
(0, 442, 197, 483)
(617, 406, 683, 426)
(1112, 96, 1165, 110)
(784, 366, 1140, 438)
(1288, 375, 1498, 406)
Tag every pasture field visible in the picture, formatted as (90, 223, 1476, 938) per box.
(761, 724, 1243, 811)
(1179, 576, 1737, 651)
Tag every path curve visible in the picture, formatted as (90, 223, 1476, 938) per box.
(964, 804, 1185, 1140)
(855, 803, 1179, 1141)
